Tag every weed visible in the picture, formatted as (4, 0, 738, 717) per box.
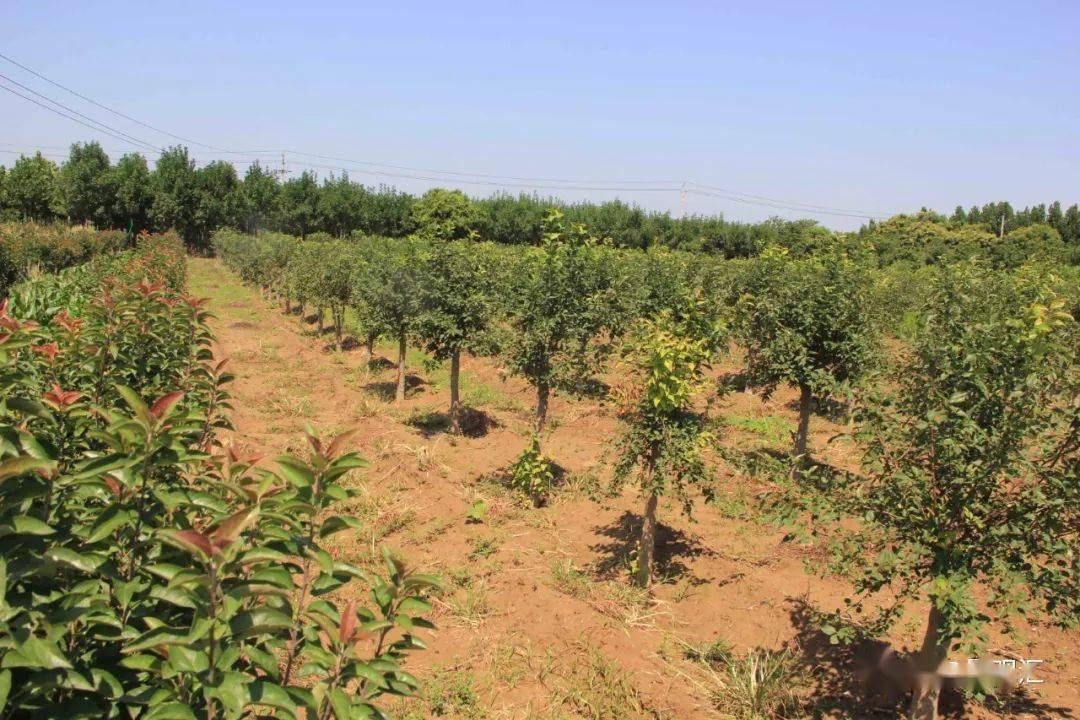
(549, 557, 591, 597)
(725, 413, 796, 446)
(447, 580, 494, 627)
(682, 636, 734, 666)
(548, 559, 656, 628)
(698, 647, 804, 720)
(554, 643, 660, 720)
(468, 536, 500, 560)
(397, 442, 437, 472)
(420, 668, 487, 718)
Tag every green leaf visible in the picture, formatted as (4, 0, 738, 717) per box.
(11, 515, 54, 535)
(329, 687, 352, 720)
(114, 385, 153, 428)
(2, 636, 73, 670)
(166, 645, 209, 674)
(248, 681, 296, 710)
(126, 626, 190, 653)
(0, 456, 53, 482)
(0, 669, 10, 710)
(45, 547, 105, 573)
(229, 608, 294, 639)
(143, 703, 197, 720)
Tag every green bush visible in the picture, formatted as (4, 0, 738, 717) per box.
(0, 230, 440, 718)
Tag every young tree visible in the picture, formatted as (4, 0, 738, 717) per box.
(356, 237, 424, 401)
(613, 292, 724, 587)
(5, 152, 63, 222)
(504, 210, 621, 438)
(61, 141, 112, 226)
(734, 244, 877, 475)
(790, 263, 1077, 720)
(411, 188, 477, 242)
(415, 240, 498, 433)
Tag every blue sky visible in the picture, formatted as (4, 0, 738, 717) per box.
(2, 0, 1077, 230)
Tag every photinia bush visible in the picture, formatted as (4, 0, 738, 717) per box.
(0, 227, 440, 719)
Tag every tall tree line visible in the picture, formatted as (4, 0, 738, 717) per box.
(1, 141, 1078, 262)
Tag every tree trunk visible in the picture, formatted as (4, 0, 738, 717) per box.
(908, 606, 948, 720)
(636, 490, 659, 588)
(449, 349, 462, 434)
(285, 292, 291, 314)
(364, 331, 376, 367)
(790, 384, 813, 479)
(535, 382, 550, 436)
(317, 308, 324, 333)
(334, 307, 343, 348)
(395, 332, 407, 402)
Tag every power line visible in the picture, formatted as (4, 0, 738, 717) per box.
(0, 53, 897, 219)
(0, 72, 161, 152)
(0, 52, 269, 155)
(686, 187, 887, 220)
(287, 158, 680, 193)
(0, 82, 165, 153)
(687, 181, 890, 218)
(283, 149, 677, 187)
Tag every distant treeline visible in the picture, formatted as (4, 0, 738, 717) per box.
(1, 141, 1077, 264)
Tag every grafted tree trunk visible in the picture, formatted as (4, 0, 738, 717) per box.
(535, 382, 550, 436)
(636, 488, 658, 588)
(395, 332, 407, 402)
(790, 384, 813, 479)
(449, 349, 462, 434)
(909, 606, 948, 720)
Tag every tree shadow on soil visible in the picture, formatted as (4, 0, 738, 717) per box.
(590, 511, 714, 584)
(363, 374, 427, 401)
(365, 356, 396, 372)
(784, 396, 852, 423)
(320, 335, 365, 352)
(717, 369, 750, 393)
(406, 407, 500, 438)
(787, 598, 1074, 719)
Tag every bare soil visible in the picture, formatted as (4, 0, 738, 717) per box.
(189, 258, 1079, 720)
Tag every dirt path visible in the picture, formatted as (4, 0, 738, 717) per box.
(188, 258, 1079, 719)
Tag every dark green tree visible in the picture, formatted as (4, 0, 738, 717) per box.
(240, 161, 280, 233)
(151, 146, 199, 244)
(319, 173, 365, 238)
(788, 263, 1078, 720)
(356, 237, 425, 402)
(735, 243, 878, 475)
(5, 152, 63, 222)
(280, 171, 320, 238)
(504, 210, 621, 438)
(108, 153, 153, 233)
(60, 141, 112, 225)
(192, 161, 242, 251)
(415, 240, 498, 433)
